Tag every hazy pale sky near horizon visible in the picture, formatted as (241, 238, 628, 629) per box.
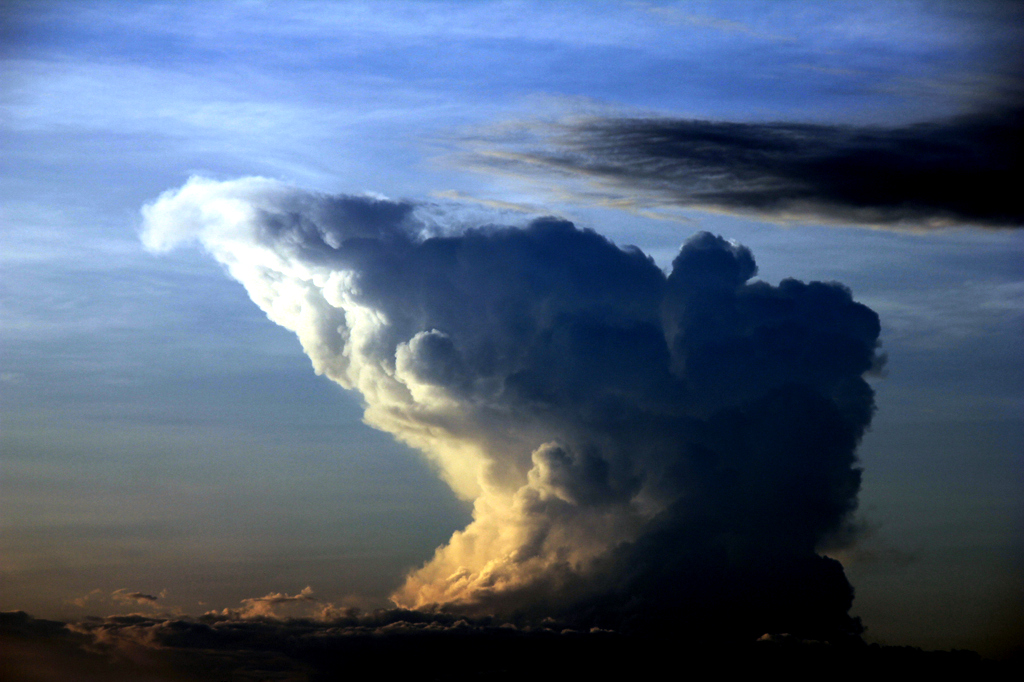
(1, 0, 1022, 657)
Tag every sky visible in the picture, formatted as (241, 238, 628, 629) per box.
(1, 0, 1022, 664)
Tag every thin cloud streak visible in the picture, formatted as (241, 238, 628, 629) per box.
(112, 589, 160, 606)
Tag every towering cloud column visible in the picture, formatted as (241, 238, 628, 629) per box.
(144, 176, 882, 639)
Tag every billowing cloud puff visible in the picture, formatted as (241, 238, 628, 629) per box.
(142, 177, 882, 639)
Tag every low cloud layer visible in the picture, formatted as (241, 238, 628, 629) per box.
(142, 177, 882, 639)
(463, 103, 1023, 228)
(1, 610, 996, 680)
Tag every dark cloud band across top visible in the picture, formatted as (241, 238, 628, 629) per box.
(470, 104, 1023, 228)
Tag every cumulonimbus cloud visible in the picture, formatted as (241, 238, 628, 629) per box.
(142, 176, 882, 639)
(459, 103, 1023, 228)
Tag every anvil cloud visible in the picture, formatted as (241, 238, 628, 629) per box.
(142, 176, 882, 638)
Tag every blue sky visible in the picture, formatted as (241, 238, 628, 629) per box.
(2, 0, 1021, 657)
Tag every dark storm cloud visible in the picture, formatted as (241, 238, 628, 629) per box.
(472, 104, 1023, 228)
(143, 178, 883, 641)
